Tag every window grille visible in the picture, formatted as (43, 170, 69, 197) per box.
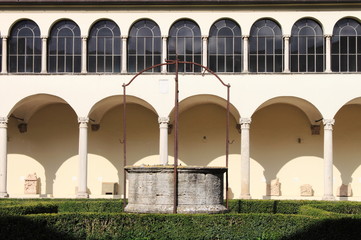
(249, 19, 283, 73)
(128, 19, 161, 73)
(332, 18, 361, 72)
(48, 20, 81, 73)
(209, 19, 242, 73)
(168, 20, 202, 72)
(88, 20, 121, 73)
(8, 20, 41, 73)
(290, 19, 324, 72)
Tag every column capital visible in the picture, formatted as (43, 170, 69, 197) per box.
(323, 119, 335, 130)
(1, 36, 8, 40)
(78, 117, 89, 124)
(41, 36, 48, 40)
(283, 35, 291, 39)
(324, 34, 332, 39)
(121, 35, 128, 40)
(242, 35, 249, 39)
(162, 35, 168, 39)
(202, 35, 209, 40)
(81, 36, 88, 40)
(158, 117, 170, 124)
(240, 117, 252, 128)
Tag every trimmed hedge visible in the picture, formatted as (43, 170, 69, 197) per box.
(228, 199, 322, 214)
(1, 199, 361, 239)
(0, 213, 320, 240)
(309, 201, 361, 215)
(55, 199, 124, 213)
(0, 202, 58, 216)
(1, 212, 361, 240)
(0, 199, 124, 213)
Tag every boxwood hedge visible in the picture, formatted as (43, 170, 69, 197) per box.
(0, 199, 361, 240)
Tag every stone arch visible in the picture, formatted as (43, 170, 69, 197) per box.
(250, 96, 324, 198)
(168, 94, 240, 166)
(88, 95, 159, 196)
(8, 94, 78, 197)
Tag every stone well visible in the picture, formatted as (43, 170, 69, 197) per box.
(124, 166, 228, 214)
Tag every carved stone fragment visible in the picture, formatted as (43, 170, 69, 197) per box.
(267, 178, 281, 196)
(300, 184, 314, 196)
(337, 184, 352, 197)
(24, 173, 39, 194)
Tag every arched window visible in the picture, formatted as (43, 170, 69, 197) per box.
(168, 20, 202, 72)
(88, 20, 121, 73)
(9, 20, 41, 73)
(209, 19, 242, 72)
(249, 19, 283, 72)
(128, 19, 161, 72)
(48, 20, 81, 73)
(332, 18, 361, 72)
(290, 19, 324, 72)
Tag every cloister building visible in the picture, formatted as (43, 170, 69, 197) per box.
(0, 0, 360, 200)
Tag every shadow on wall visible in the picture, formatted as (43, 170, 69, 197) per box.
(170, 103, 240, 167)
(8, 103, 78, 196)
(251, 104, 323, 197)
(334, 104, 361, 196)
(88, 103, 159, 195)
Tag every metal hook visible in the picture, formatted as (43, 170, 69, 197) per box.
(228, 140, 235, 144)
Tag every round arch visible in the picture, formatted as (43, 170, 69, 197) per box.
(88, 95, 158, 124)
(9, 94, 74, 123)
(169, 94, 240, 123)
(254, 96, 323, 125)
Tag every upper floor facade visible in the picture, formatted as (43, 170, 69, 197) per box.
(0, 1, 361, 75)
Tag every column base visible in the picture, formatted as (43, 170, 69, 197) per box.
(240, 194, 252, 200)
(76, 192, 89, 199)
(322, 195, 335, 201)
(0, 192, 9, 198)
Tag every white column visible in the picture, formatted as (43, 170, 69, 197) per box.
(323, 119, 335, 200)
(325, 35, 332, 73)
(161, 35, 168, 73)
(240, 118, 251, 199)
(0, 117, 8, 198)
(158, 117, 169, 165)
(283, 35, 290, 73)
(242, 35, 249, 73)
(81, 36, 87, 73)
(77, 117, 89, 198)
(121, 35, 128, 73)
(202, 35, 208, 68)
(1, 36, 7, 74)
(41, 36, 47, 73)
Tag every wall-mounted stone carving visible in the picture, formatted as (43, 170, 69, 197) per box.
(267, 178, 281, 196)
(337, 184, 352, 197)
(300, 184, 314, 196)
(24, 173, 39, 194)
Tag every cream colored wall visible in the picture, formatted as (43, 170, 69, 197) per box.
(8, 104, 78, 197)
(169, 103, 241, 198)
(334, 105, 361, 198)
(88, 103, 159, 196)
(251, 103, 324, 198)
